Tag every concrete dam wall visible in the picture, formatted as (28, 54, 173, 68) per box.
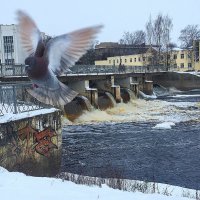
(152, 72, 200, 91)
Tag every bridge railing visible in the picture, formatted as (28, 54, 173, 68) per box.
(0, 64, 169, 78)
(0, 64, 27, 77)
(69, 65, 168, 74)
(0, 82, 49, 116)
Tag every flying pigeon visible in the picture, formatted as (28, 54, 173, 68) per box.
(17, 10, 102, 108)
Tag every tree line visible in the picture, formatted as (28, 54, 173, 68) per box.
(118, 13, 200, 67)
(77, 13, 200, 66)
(120, 13, 200, 49)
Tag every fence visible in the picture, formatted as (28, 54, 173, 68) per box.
(0, 64, 169, 78)
(68, 65, 169, 74)
(0, 64, 26, 77)
(0, 82, 48, 116)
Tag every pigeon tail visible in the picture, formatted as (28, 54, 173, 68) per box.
(27, 82, 78, 108)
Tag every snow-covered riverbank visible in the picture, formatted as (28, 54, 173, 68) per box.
(0, 167, 195, 200)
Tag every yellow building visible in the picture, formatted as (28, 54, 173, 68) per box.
(95, 48, 154, 67)
(169, 48, 194, 72)
(95, 46, 200, 72)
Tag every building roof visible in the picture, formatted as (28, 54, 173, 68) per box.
(95, 42, 155, 60)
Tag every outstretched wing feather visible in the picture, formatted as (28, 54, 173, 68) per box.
(45, 25, 103, 75)
(17, 10, 42, 56)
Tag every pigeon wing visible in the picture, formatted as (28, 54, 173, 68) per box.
(45, 25, 103, 75)
(17, 10, 43, 56)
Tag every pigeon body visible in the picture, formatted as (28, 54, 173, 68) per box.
(17, 10, 102, 108)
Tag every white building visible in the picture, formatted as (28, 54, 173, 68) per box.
(0, 24, 26, 65)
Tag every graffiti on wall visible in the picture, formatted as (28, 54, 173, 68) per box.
(18, 124, 58, 157)
(34, 128, 58, 157)
(18, 125, 38, 155)
(0, 112, 61, 175)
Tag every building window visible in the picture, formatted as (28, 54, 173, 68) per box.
(130, 58, 132, 62)
(4, 45, 14, 53)
(134, 58, 136, 62)
(116, 59, 118, 63)
(125, 59, 127, 63)
(109, 60, 111, 64)
(180, 63, 184, 68)
(173, 54, 177, 59)
(174, 64, 177, 68)
(138, 57, 140, 62)
(181, 54, 184, 59)
(167, 54, 170, 59)
(5, 59, 14, 65)
(3, 36, 14, 53)
(188, 63, 192, 68)
(143, 57, 145, 62)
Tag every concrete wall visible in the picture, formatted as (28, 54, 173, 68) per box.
(0, 110, 62, 177)
(152, 72, 200, 90)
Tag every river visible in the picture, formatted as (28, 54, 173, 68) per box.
(61, 89, 200, 190)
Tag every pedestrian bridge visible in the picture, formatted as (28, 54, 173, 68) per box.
(0, 64, 169, 120)
(0, 64, 168, 79)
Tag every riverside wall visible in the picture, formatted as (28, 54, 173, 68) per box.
(0, 110, 62, 177)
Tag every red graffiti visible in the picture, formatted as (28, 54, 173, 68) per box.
(18, 125, 38, 155)
(18, 125, 37, 141)
(34, 128, 58, 157)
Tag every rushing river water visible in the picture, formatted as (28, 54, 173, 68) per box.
(61, 89, 200, 190)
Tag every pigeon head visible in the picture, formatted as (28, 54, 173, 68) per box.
(25, 57, 36, 71)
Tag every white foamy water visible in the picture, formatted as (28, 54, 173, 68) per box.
(153, 122, 175, 129)
(171, 94, 200, 98)
(69, 99, 200, 125)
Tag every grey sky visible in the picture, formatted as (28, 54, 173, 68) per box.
(1, 0, 200, 45)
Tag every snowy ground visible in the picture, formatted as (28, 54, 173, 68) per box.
(0, 107, 58, 123)
(0, 167, 194, 200)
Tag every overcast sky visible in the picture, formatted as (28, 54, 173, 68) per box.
(1, 0, 200, 46)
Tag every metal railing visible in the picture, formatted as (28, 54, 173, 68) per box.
(69, 65, 169, 74)
(0, 64, 169, 78)
(0, 64, 27, 77)
(0, 82, 49, 116)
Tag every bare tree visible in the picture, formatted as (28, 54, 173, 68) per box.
(119, 30, 146, 45)
(179, 25, 200, 48)
(145, 14, 173, 66)
(133, 30, 146, 45)
(153, 14, 164, 64)
(76, 40, 99, 65)
(167, 42, 177, 69)
(162, 15, 173, 67)
(146, 15, 154, 46)
(146, 15, 155, 66)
